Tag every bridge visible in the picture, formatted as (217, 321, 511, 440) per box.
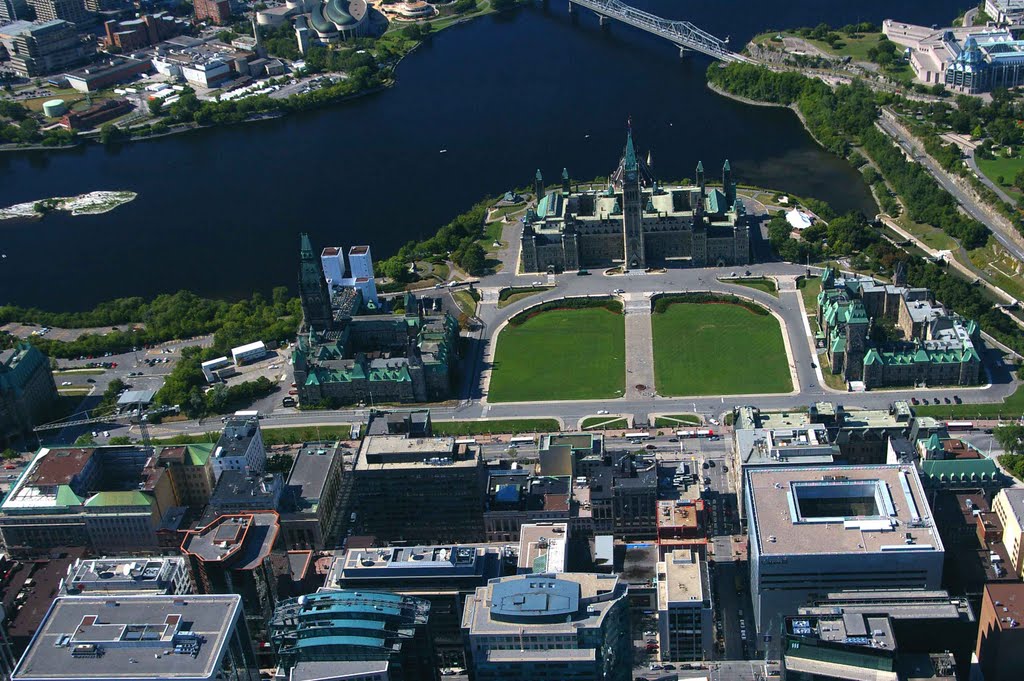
(567, 0, 753, 63)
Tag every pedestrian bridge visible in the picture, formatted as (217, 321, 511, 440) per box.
(568, 0, 753, 63)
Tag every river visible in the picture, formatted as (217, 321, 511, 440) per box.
(0, 0, 967, 310)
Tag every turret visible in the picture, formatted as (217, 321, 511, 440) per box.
(534, 169, 544, 202)
(561, 167, 570, 195)
(723, 159, 734, 206)
(696, 160, 705, 197)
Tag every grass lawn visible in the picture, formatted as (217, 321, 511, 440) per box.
(489, 307, 625, 402)
(797, 276, 821, 315)
(453, 289, 478, 316)
(54, 368, 106, 375)
(752, 30, 887, 62)
(432, 419, 559, 436)
(151, 425, 354, 446)
(654, 414, 702, 427)
(968, 242, 1024, 302)
(581, 417, 629, 430)
(914, 379, 1024, 420)
(721, 277, 778, 297)
(652, 302, 791, 396)
(497, 286, 548, 309)
(897, 215, 960, 252)
(820, 355, 849, 391)
(976, 155, 1024, 203)
(56, 387, 91, 396)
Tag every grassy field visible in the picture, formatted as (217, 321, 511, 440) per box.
(489, 307, 625, 402)
(976, 155, 1024, 203)
(432, 419, 560, 435)
(497, 286, 548, 309)
(797, 276, 821, 315)
(654, 414, 702, 427)
(453, 289, 478, 316)
(968, 242, 1024, 302)
(54, 368, 107, 375)
(820, 356, 849, 391)
(581, 417, 629, 430)
(914, 382, 1024, 420)
(897, 214, 960, 252)
(752, 30, 887, 62)
(652, 302, 792, 396)
(721, 277, 778, 297)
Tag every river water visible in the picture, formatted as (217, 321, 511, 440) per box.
(0, 0, 966, 309)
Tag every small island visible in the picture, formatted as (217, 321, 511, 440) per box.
(0, 191, 138, 221)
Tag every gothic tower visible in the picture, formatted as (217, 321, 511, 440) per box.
(561, 168, 571, 195)
(534, 169, 544, 201)
(621, 128, 645, 268)
(696, 160, 705, 197)
(298, 233, 333, 332)
(723, 159, 735, 207)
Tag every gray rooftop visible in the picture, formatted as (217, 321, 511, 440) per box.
(290, 660, 389, 681)
(214, 417, 260, 460)
(116, 389, 155, 406)
(356, 434, 479, 470)
(12, 594, 241, 681)
(746, 464, 943, 557)
(63, 556, 187, 596)
(286, 442, 340, 502)
(999, 487, 1024, 527)
(181, 512, 279, 567)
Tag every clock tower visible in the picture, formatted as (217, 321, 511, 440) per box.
(621, 127, 645, 269)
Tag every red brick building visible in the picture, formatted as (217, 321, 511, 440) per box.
(976, 582, 1024, 681)
(104, 13, 187, 52)
(193, 0, 231, 25)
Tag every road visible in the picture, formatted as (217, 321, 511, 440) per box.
(877, 110, 1024, 266)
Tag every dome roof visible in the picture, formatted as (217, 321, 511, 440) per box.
(324, 0, 356, 26)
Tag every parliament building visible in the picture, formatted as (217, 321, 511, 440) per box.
(520, 130, 751, 273)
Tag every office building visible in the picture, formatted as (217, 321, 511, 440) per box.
(782, 612, 957, 681)
(61, 555, 193, 596)
(589, 454, 657, 539)
(193, 0, 230, 24)
(102, 12, 187, 51)
(993, 487, 1024, 575)
(975, 582, 1024, 681)
(326, 543, 507, 667)
(462, 573, 631, 681)
(181, 512, 281, 641)
(353, 433, 486, 543)
(484, 471, 571, 542)
(520, 130, 750, 272)
(205, 469, 283, 516)
(321, 246, 346, 283)
(280, 441, 349, 549)
(63, 55, 152, 93)
(745, 464, 944, 637)
(212, 415, 267, 480)
(0, 0, 30, 22)
(517, 521, 568, 574)
(0, 445, 211, 556)
(26, 0, 90, 25)
(6, 20, 94, 77)
(270, 590, 433, 681)
(0, 343, 58, 449)
(986, 0, 1024, 24)
(799, 590, 976, 674)
(656, 549, 713, 663)
(11, 594, 258, 681)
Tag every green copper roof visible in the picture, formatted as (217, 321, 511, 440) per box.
(924, 433, 943, 451)
(535, 168, 543, 181)
(864, 348, 881, 365)
(55, 485, 83, 508)
(696, 160, 704, 173)
(561, 167, 569, 180)
(84, 490, 152, 508)
(186, 443, 214, 466)
(706, 188, 727, 215)
(723, 159, 731, 172)
(324, 0, 356, 25)
(921, 458, 1001, 483)
(300, 232, 314, 258)
(624, 129, 638, 172)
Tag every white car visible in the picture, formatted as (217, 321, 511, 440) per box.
(61, 381, 72, 386)
(613, 288, 625, 294)
(597, 409, 609, 415)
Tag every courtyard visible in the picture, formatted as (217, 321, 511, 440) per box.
(652, 299, 792, 396)
(487, 304, 626, 402)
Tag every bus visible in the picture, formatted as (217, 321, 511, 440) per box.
(625, 431, 652, 441)
(454, 438, 477, 445)
(676, 429, 714, 438)
(509, 436, 536, 446)
(946, 421, 974, 432)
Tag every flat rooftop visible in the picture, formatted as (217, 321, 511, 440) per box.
(658, 549, 706, 606)
(356, 435, 478, 470)
(518, 522, 568, 574)
(181, 512, 279, 567)
(286, 442, 340, 503)
(801, 590, 974, 624)
(984, 582, 1024, 631)
(12, 594, 241, 681)
(64, 556, 186, 595)
(746, 465, 942, 557)
(213, 417, 259, 461)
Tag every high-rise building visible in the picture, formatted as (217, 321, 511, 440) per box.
(975, 582, 1024, 681)
(6, 19, 94, 77)
(348, 245, 379, 305)
(193, 0, 230, 25)
(656, 549, 713, 662)
(61, 555, 194, 596)
(26, 0, 89, 25)
(745, 464, 944, 638)
(11, 594, 259, 681)
(280, 440, 349, 549)
(321, 246, 345, 284)
(993, 487, 1024, 575)
(0, 0, 30, 22)
(270, 590, 434, 681)
(0, 343, 58, 448)
(353, 433, 486, 543)
(325, 543, 506, 667)
(211, 415, 267, 480)
(462, 573, 632, 681)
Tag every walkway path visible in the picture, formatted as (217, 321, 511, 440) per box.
(622, 292, 655, 400)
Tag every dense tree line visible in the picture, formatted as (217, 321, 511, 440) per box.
(379, 200, 493, 282)
(0, 99, 76, 147)
(0, 288, 301, 359)
(708, 63, 990, 248)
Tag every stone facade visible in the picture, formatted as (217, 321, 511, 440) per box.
(0, 343, 58, 447)
(818, 267, 982, 389)
(520, 132, 750, 273)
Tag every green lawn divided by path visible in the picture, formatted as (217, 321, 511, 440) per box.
(581, 417, 629, 430)
(720, 277, 778, 297)
(652, 302, 792, 396)
(489, 307, 625, 402)
(914, 381, 1024, 420)
(976, 155, 1024, 203)
(654, 414, 702, 427)
(432, 419, 560, 436)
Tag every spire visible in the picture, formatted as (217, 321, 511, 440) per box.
(624, 127, 638, 173)
(561, 168, 570, 194)
(535, 168, 543, 181)
(300, 232, 314, 259)
(534, 169, 544, 201)
(723, 159, 731, 173)
(646, 150, 653, 169)
(561, 167, 569, 180)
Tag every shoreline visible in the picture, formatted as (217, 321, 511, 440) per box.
(705, 79, 829, 151)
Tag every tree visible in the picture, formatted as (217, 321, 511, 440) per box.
(1, 448, 18, 460)
(148, 98, 164, 117)
(267, 453, 294, 473)
(99, 123, 125, 145)
(74, 433, 96, 446)
(108, 436, 133, 445)
(380, 255, 412, 283)
(1013, 169, 1024, 192)
(995, 424, 1024, 456)
(457, 242, 486, 275)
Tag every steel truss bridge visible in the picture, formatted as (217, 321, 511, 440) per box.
(567, 0, 753, 63)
